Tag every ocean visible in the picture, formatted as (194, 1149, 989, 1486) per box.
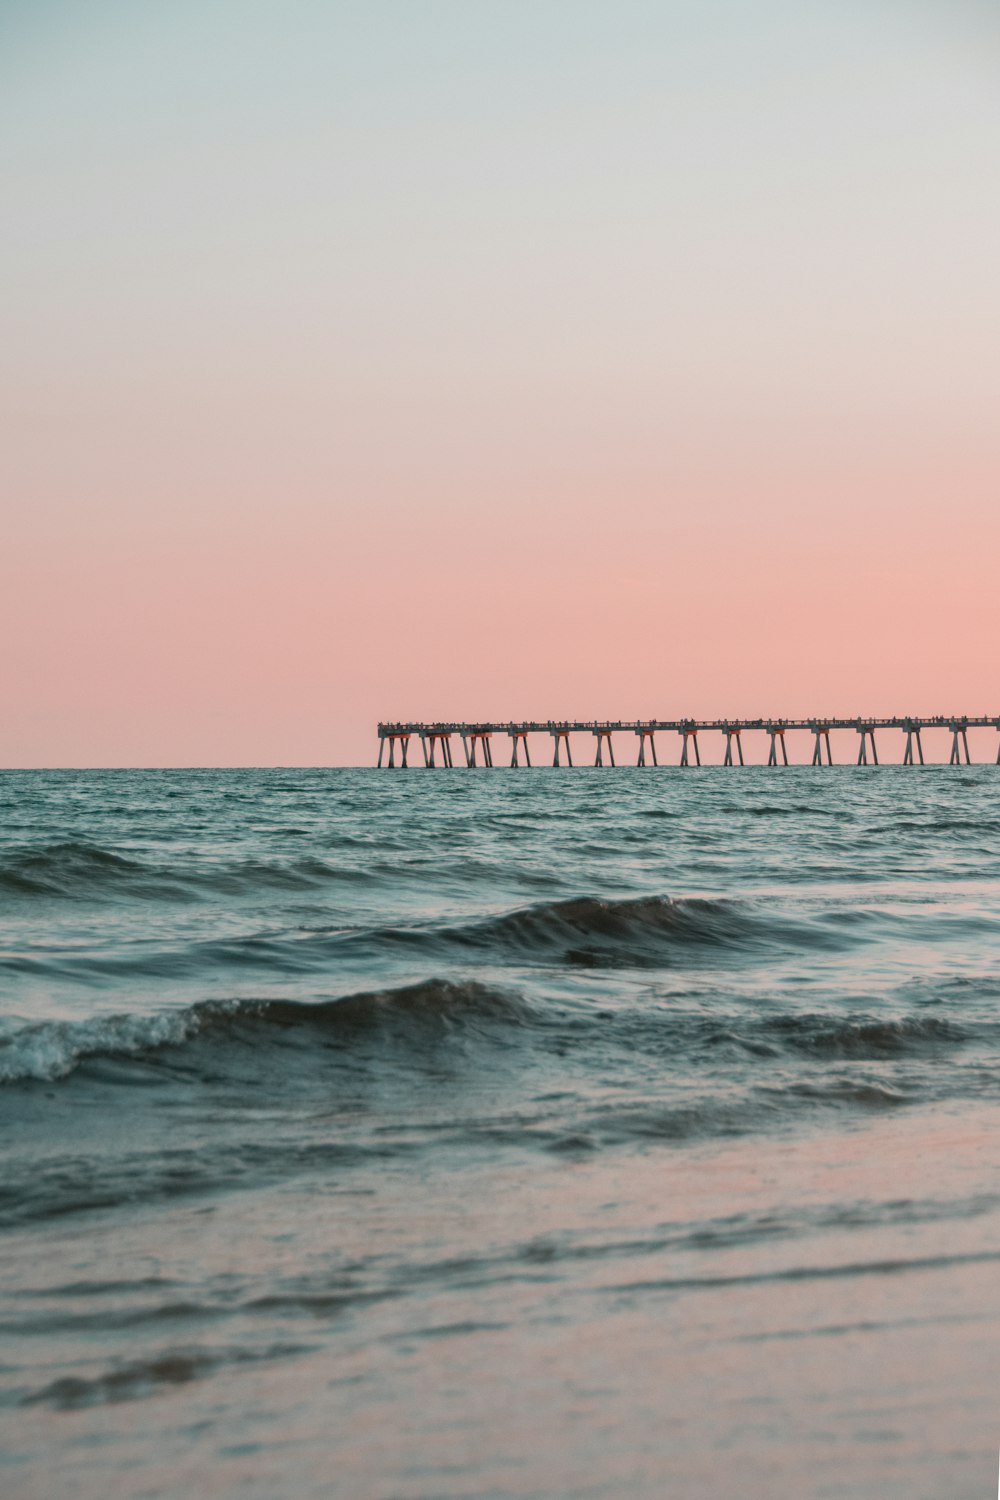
(1, 766, 998, 1498)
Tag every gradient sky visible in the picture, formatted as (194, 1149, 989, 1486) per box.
(2, 1, 998, 765)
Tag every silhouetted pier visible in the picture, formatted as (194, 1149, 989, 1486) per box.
(377, 718, 1000, 767)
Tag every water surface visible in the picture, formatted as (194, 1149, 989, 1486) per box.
(1, 766, 998, 1498)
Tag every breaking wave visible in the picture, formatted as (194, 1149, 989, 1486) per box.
(0, 979, 532, 1085)
(0, 979, 978, 1091)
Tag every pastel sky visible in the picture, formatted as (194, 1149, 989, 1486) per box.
(2, 1, 999, 766)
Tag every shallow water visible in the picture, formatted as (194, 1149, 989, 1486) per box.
(1, 766, 998, 1498)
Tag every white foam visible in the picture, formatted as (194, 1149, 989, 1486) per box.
(0, 1009, 198, 1083)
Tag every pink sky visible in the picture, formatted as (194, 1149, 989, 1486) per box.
(2, 2, 998, 766)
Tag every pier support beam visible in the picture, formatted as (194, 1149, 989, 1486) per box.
(421, 732, 453, 768)
(811, 726, 833, 765)
(949, 722, 971, 765)
(550, 729, 573, 767)
(635, 728, 658, 766)
(593, 729, 616, 766)
(856, 725, 878, 765)
(902, 723, 925, 765)
(679, 725, 701, 766)
(722, 727, 744, 766)
(767, 728, 789, 766)
(462, 732, 493, 767)
(381, 733, 409, 768)
(508, 730, 531, 767)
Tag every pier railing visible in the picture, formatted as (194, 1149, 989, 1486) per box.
(376, 718, 1000, 767)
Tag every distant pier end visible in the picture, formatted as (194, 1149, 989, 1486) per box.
(376, 718, 1000, 767)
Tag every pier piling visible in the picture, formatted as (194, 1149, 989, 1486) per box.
(461, 731, 493, 767)
(635, 728, 658, 766)
(722, 726, 745, 766)
(508, 729, 531, 767)
(593, 728, 616, 766)
(380, 732, 410, 768)
(949, 722, 971, 765)
(679, 724, 701, 767)
(902, 722, 925, 765)
(811, 725, 833, 765)
(550, 728, 573, 767)
(767, 726, 789, 766)
(856, 724, 878, 765)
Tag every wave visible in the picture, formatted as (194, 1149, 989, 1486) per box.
(0, 1008, 195, 1084)
(0, 977, 977, 1098)
(604, 1247, 1000, 1298)
(455, 894, 778, 965)
(21, 1342, 308, 1410)
(0, 841, 373, 903)
(7, 881, 991, 990)
(283, 894, 844, 972)
(589, 1007, 974, 1067)
(0, 979, 986, 1229)
(754, 1013, 965, 1057)
(0, 892, 856, 987)
(0, 843, 153, 899)
(0, 979, 531, 1084)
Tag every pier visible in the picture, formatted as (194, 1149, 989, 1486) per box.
(377, 718, 1000, 767)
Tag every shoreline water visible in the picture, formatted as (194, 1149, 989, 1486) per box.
(4, 1101, 998, 1499)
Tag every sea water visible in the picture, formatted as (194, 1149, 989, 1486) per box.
(1, 766, 998, 1498)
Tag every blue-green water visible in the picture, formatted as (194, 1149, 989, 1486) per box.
(1, 767, 999, 1498)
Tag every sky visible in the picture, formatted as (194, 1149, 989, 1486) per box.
(1, 0, 998, 766)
